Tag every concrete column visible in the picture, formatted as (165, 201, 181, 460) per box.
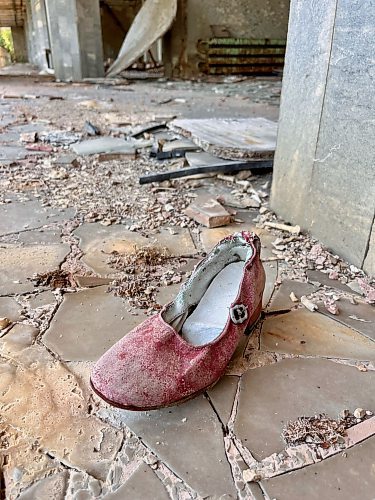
(25, 0, 51, 70)
(271, 0, 375, 274)
(11, 27, 28, 62)
(45, 0, 104, 81)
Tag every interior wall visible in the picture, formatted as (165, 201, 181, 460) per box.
(165, 0, 291, 77)
(100, 0, 142, 62)
(100, 0, 290, 76)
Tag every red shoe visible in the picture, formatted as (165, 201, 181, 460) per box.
(91, 231, 265, 410)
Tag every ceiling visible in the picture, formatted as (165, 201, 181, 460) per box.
(0, 0, 25, 27)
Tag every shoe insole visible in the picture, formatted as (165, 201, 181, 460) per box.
(181, 261, 245, 346)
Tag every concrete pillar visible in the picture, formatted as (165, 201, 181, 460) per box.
(45, 0, 104, 81)
(271, 0, 375, 274)
(25, 0, 51, 70)
(11, 27, 28, 62)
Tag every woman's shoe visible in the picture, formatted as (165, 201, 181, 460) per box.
(91, 231, 265, 410)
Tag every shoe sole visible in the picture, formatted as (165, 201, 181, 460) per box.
(90, 305, 263, 411)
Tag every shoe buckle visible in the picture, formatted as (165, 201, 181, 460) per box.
(230, 304, 248, 324)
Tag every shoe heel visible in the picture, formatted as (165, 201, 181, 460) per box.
(244, 302, 263, 336)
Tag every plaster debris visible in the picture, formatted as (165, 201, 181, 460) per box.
(282, 413, 356, 447)
(20, 131, 37, 143)
(353, 408, 366, 419)
(348, 315, 372, 323)
(289, 292, 299, 302)
(300, 295, 318, 312)
(264, 221, 301, 234)
(323, 297, 339, 315)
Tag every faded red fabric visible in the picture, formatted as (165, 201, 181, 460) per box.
(91, 232, 265, 410)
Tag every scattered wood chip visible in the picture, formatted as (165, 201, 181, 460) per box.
(31, 270, 76, 289)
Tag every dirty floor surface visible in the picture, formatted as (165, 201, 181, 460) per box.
(0, 73, 374, 500)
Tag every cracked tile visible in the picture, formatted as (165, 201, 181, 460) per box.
(263, 437, 375, 500)
(105, 463, 169, 500)
(306, 269, 357, 293)
(102, 395, 237, 498)
(0, 200, 74, 236)
(75, 223, 149, 275)
(267, 279, 318, 311)
(261, 309, 375, 361)
(317, 297, 375, 342)
(75, 275, 112, 288)
(263, 262, 278, 308)
(75, 223, 197, 276)
(43, 286, 147, 361)
(0, 296, 22, 322)
(16, 228, 64, 246)
(0, 228, 63, 247)
(235, 358, 375, 460)
(1, 324, 39, 351)
(0, 243, 70, 295)
(27, 290, 57, 309)
(207, 376, 239, 426)
(18, 471, 69, 500)
(0, 326, 123, 481)
(0, 423, 64, 499)
(147, 226, 197, 256)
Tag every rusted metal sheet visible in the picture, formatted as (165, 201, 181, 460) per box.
(198, 38, 286, 75)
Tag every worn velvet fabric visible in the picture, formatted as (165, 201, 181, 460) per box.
(91, 231, 265, 410)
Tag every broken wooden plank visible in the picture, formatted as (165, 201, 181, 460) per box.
(139, 160, 273, 184)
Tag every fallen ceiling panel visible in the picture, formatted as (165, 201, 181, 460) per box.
(106, 0, 177, 77)
(169, 118, 277, 160)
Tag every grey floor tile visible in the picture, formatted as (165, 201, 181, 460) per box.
(235, 358, 375, 460)
(43, 286, 147, 361)
(263, 437, 375, 500)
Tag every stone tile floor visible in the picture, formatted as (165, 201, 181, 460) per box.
(0, 76, 374, 500)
